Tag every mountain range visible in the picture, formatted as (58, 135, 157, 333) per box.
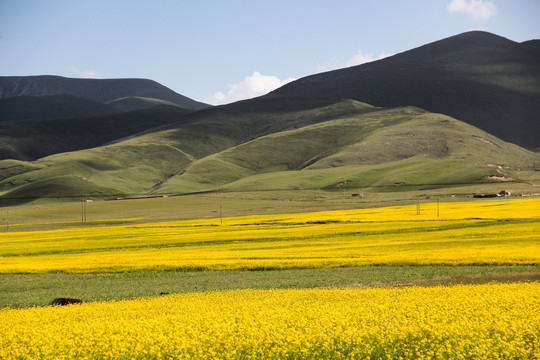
(273, 31, 540, 150)
(0, 76, 209, 111)
(0, 31, 538, 204)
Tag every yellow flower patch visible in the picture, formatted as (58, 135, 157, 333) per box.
(0, 199, 538, 273)
(1, 283, 538, 359)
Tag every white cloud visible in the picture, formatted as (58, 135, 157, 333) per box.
(317, 51, 392, 73)
(447, 0, 497, 21)
(205, 71, 296, 105)
(344, 51, 392, 67)
(316, 57, 343, 73)
(69, 66, 102, 79)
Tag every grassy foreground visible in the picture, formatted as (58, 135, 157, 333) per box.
(1, 265, 539, 308)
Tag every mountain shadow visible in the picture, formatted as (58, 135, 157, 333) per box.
(273, 31, 540, 150)
(0, 105, 194, 161)
(0, 94, 120, 122)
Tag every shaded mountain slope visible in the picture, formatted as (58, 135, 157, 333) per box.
(0, 75, 209, 110)
(106, 96, 184, 112)
(0, 94, 120, 122)
(0, 105, 194, 161)
(273, 31, 540, 149)
(0, 76, 211, 160)
(0, 93, 356, 161)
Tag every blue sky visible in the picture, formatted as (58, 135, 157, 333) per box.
(1, 0, 539, 105)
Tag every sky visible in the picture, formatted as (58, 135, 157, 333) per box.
(1, 0, 539, 105)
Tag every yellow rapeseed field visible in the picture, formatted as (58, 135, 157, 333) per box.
(0, 199, 538, 272)
(1, 282, 538, 359)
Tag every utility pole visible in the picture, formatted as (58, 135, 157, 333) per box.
(437, 198, 440, 218)
(6, 210, 10, 231)
(81, 198, 87, 223)
(220, 204, 223, 225)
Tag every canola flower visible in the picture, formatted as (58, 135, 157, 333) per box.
(0, 198, 538, 273)
(0, 282, 539, 359)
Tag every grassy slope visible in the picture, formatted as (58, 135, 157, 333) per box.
(0, 159, 43, 181)
(0, 142, 193, 204)
(0, 97, 538, 202)
(0, 98, 376, 200)
(156, 107, 539, 194)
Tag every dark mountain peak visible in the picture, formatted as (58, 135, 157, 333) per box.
(273, 31, 540, 149)
(403, 31, 529, 62)
(0, 75, 209, 110)
(442, 30, 514, 45)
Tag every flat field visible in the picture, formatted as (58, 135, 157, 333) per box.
(0, 198, 538, 273)
(1, 283, 539, 359)
(0, 198, 539, 359)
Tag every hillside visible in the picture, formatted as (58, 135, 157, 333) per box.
(155, 102, 539, 195)
(1, 96, 538, 203)
(0, 96, 372, 201)
(0, 94, 120, 122)
(106, 96, 185, 112)
(0, 31, 539, 203)
(273, 31, 540, 150)
(0, 76, 210, 160)
(0, 105, 194, 161)
(0, 75, 209, 110)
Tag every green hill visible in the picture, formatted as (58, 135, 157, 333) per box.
(155, 104, 539, 194)
(1, 97, 537, 203)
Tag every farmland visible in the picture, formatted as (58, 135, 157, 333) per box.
(0, 198, 539, 359)
(1, 283, 539, 359)
(2, 25, 540, 359)
(0, 199, 538, 273)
